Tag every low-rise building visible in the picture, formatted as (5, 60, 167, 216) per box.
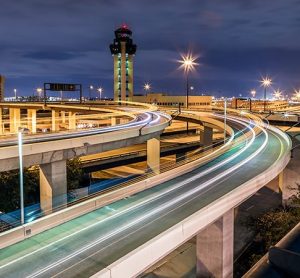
(133, 93, 212, 108)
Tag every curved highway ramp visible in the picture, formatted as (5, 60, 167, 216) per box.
(0, 112, 291, 278)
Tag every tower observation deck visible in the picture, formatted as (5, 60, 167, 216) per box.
(110, 25, 137, 101)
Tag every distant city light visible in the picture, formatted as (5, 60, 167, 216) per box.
(294, 90, 300, 99)
(250, 90, 256, 98)
(273, 89, 282, 99)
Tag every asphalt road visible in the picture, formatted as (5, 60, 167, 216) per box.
(0, 116, 290, 278)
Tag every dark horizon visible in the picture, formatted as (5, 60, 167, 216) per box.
(1, 0, 300, 99)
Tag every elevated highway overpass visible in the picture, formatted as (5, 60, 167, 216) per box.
(0, 102, 171, 214)
(0, 108, 291, 278)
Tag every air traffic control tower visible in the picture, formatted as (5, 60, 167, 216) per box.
(110, 25, 137, 101)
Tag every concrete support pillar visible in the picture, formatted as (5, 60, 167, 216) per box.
(51, 110, 60, 132)
(27, 109, 37, 133)
(61, 111, 66, 124)
(68, 112, 76, 130)
(176, 152, 186, 163)
(200, 125, 213, 147)
(111, 117, 117, 126)
(39, 160, 67, 214)
(0, 107, 3, 135)
(147, 136, 160, 174)
(278, 170, 284, 194)
(277, 145, 300, 206)
(9, 108, 21, 133)
(196, 208, 234, 278)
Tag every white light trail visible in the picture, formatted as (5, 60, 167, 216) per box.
(0, 115, 257, 273)
(26, 121, 269, 278)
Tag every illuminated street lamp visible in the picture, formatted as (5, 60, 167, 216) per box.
(36, 88, 43, 101)
(89, 85, 94, 100)
(294, 90, 300, 101)
(97, 87, 103, 100)
(250, 89, 256, 98)
(178, 53, 198, 109)
(260, 77, 272, 112)
(224, 97, 227, 144)
(144, 83, 151, 93)
(273, 89, 282, 100)
(178, 53, 198, 133)
(14, 88, 17, 100)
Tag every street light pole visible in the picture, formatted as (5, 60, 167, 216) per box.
(261, 77, 272, 113)
(186, 72, 189, 109)
(186, 71, 189, 133)
(224, 97, 227, 144)
(89, 85, 93, 101)
(98, 87, 103, 100)
(18, 131, 24, 225)
(264, 86, 267, 112)
(178, 52, 198, 134)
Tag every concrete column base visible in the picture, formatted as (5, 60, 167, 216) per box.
(39, 160, 67, 214)
(280, 147, 300, 206)
(147, 136, 160, 174)
(68, 112, 76, 130)
(111, 117, 117, 126)
(27, 109, 37, 133)
(52, 110, 60, 132)
(9, 108, 21, 133)
(61, 111, 66, 123)
(196, 208, 234, 278)
(200, 125, 213, 147)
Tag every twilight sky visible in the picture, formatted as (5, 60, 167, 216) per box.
(1, 0, 300, 98)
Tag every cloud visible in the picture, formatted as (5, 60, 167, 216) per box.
(0, 0, 299, 97)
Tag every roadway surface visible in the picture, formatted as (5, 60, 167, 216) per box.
(0, 114, 290, 278)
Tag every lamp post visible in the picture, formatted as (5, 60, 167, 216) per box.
(224, 97, 227, 144)
(144, 83, 151, 93)
(294, 90, 300, 101)
(18, 131, 24, 225)
(251, 89, 256, 98)
(14, 88, 17, 101)
(260, 77, 272, 112)
(178, 53, 198, 132)
(97, 87, 103, 100)
(273, 89, 282, 100)
(36, 88, 43, 101)
(89, 85, 94, 100)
